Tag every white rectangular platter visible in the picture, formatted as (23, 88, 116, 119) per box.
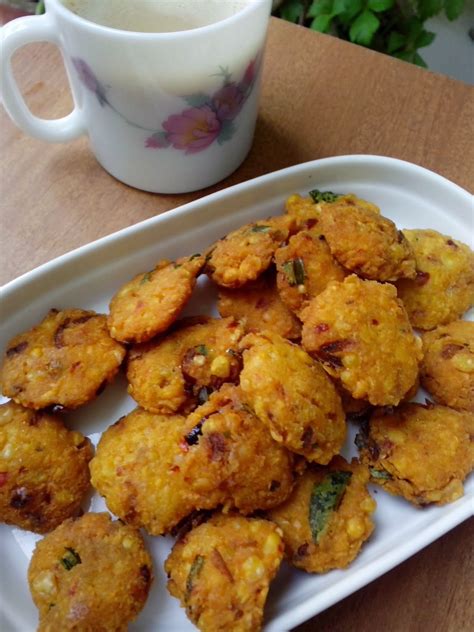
(1, 155, 473, 632)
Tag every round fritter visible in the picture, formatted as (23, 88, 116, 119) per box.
(108, 254, 204, 343)
(284, 192, 380, 232)
(181, 384, 295, 513)
(239, 331, 346, 463)
(318, 201, 416, 281)
(268, 456, 376, 573)
(396, 229, 474, 330)
(205, 215, 295, 288)
(127, 317, 245, 414)
(217, 270, 301, 340)
(28, 512, 153, 632)
(0, 401, 93, 533)
(301, 275, 422, 406)
(165, 513, 284, 632)
(357, 403, 474, 505)
(0, 308, 126, 410)
(420, 320, 474, 412)
(275, 230, 346, 316)
(90, 408, 224, 536)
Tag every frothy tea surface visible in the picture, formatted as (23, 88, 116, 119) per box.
(61, 0, 254, 33)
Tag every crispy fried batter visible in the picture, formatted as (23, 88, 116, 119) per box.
(28, 512, 152, 631)
(239, 331, 345, 463)
(318, 201, 416, 281)
(284, 193, 380, 232)
(181, 384, 294, 513)
(0, 308, 125, 410)
(396, 229, 474, 330)
(301, 275, 422, 406)
(421, 320, 474, 412)
(90, 408, 224, 536)
(205, 216, 295, 288)
(165, 514, 284, 632)
(357, 403, 474, 505)
(108, 254, 204, 343)
(275, 231, 346, 316)
(217, 270, 301, 340)
(268, 456, 375, 573)
(127, 317, 245, 414)
(0, 401, 93, 533)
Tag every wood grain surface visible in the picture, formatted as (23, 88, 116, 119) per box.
(1, 16, 473, 632)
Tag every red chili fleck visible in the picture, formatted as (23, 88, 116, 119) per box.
(415, 271, 430, 286)
(372, 319, 379, 326)
(446, 239, 458, 249)
(314, 323, 330, 334)
(179, 440, 189, 453)
(0, 472, 9, 487)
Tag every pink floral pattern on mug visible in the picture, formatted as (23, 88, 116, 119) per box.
(72, 56, 261, 155)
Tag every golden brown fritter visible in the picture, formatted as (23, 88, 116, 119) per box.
(0, 308, 125, 410)
(181, 384, 295, 513)
(336, 385, 372, 422)
(127, 317, 245, 414)
(301, 275, 422, 406)
(0, 401, 93, 533)
(205, 215, 295, 288)
(268, 456, 376, 573)
(275, 230, 346, 316)
(165, 513, 284, 632)
(239, 331, 346, 463)
(108, 254, 204, 343)
(90, 408, 224, 536)
(318, 201, 416, 281)
(421, 320, 474, 412)
(28, 512, 152, 632)
(396, 229, 474, 330)
(217, 270, 301, 340)
(284, 192, 380, 232)
(357, 403, 474, 505)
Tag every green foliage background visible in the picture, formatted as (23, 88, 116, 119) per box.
(274, 0, 466, 66)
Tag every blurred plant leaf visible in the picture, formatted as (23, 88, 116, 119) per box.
(280, 0, 306, 22)
(349, 10, 380, 46)
(367, 0, 395, 12)
(310, 14, 334, 31)
(444, 0, 465, 20)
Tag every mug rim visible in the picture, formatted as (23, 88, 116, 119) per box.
(46, 0, 270, 39)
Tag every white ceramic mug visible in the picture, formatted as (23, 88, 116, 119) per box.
(0, 0, 271, 193)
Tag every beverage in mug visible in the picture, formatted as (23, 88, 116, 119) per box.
(1, 0, 272, 193)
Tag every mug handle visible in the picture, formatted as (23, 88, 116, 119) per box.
(1, 13, 85, 142)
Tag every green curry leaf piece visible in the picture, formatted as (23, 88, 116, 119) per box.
(60, 547, 81, 571)
(369, 467, 393, 480)
(309, 471, 352, 543)
(309, 189, 342, 203)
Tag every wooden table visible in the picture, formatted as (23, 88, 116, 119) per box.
(1, 16, 473, 632)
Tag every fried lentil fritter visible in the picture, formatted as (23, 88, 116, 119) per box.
(275, 230, 346, 316)
(217, 270, 301, 340)
(420, 320, 474, 412)
(318, 201, 416, 281)
(205, 215, 295, 288)
(284, 192, 380, 232)
(90, 408, 223, 535)
(0, 308, 125, 410)
(28, 512, 152, 632)
(127, 317, 245, 414)
(239, 331, 346, 463)
(396, 229, 474, 330)
(357, 403, 474, 505)
(0, 401, 93, 533)
(268, 456, 375, 573)
(181, 384, 295, 513)
(108, 254, 204, 343)
(165, 514, 284, 632)
(301, 275, 422, 406)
